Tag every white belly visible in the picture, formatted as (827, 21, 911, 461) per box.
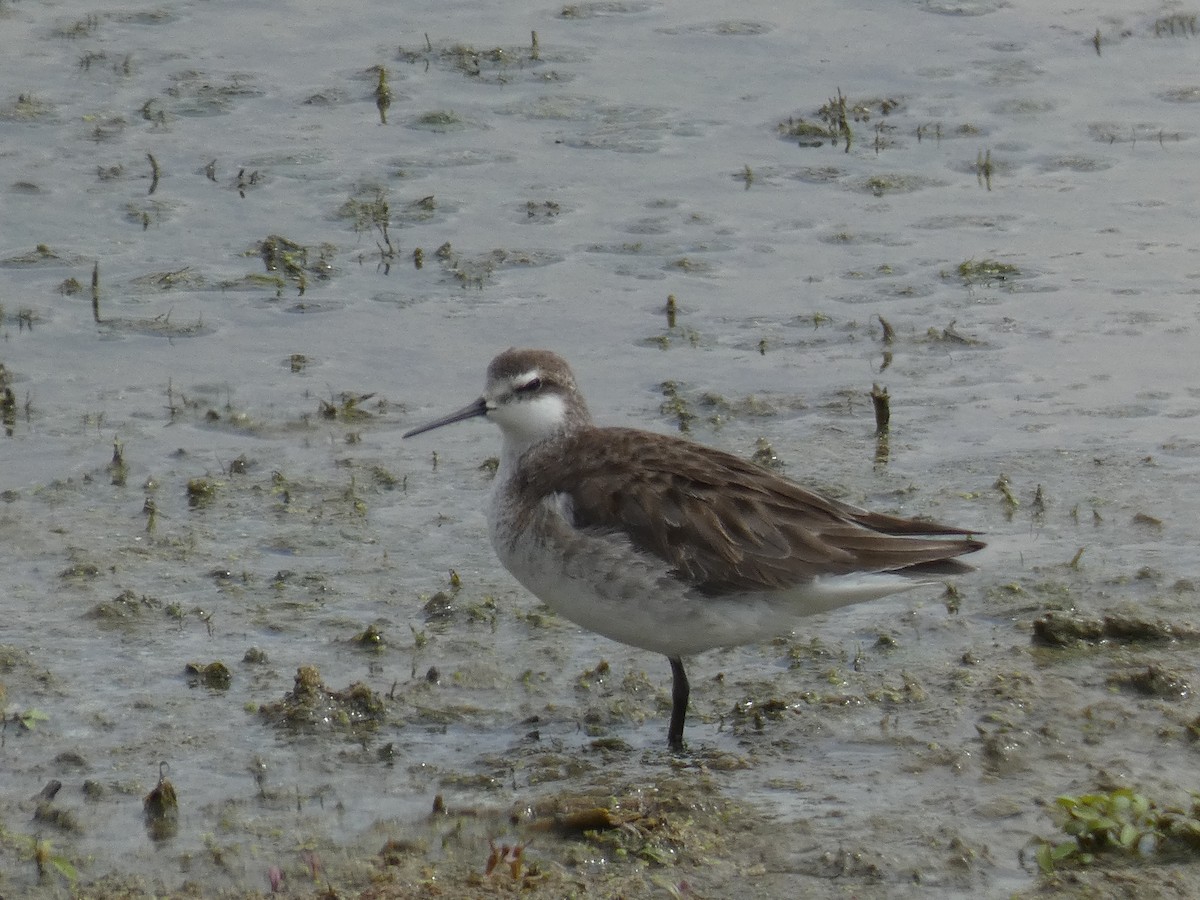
(487, 487, 918, 658)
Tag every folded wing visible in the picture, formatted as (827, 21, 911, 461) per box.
(516, 427, 984, 596)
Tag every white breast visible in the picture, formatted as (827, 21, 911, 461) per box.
(486, 481, 820, 657)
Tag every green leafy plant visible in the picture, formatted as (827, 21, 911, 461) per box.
(1034, 788, 1200, 873)
(0, 828, 78, 885)
(1, 708, 48, 733)
(35, 836, 79, 884)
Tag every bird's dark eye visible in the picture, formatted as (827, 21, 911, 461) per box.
(516, 376, 542, 394)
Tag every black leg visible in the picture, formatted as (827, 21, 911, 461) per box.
(667, 656, 689, 750)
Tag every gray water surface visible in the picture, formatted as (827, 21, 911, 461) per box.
(3, 0, 1200, 896)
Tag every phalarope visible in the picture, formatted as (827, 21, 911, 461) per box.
(404, 348, 983, 749)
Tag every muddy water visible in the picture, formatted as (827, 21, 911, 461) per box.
(3, 0, 1200, 896)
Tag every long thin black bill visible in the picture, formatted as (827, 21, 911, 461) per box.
(402, 397, 489, 438)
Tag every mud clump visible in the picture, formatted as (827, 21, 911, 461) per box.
(258, 664, 387, 733)
(1032, 612, 1200, 648)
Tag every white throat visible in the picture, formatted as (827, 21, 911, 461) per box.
(491, 392, 568, 468)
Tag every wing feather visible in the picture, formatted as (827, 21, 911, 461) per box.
(514, 427, 983, 596)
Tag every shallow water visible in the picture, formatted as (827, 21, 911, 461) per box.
(3, 0, 1200, 895)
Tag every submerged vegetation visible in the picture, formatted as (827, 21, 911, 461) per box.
(953, 257, 1020, 285)
(776, 90, 901, 152)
